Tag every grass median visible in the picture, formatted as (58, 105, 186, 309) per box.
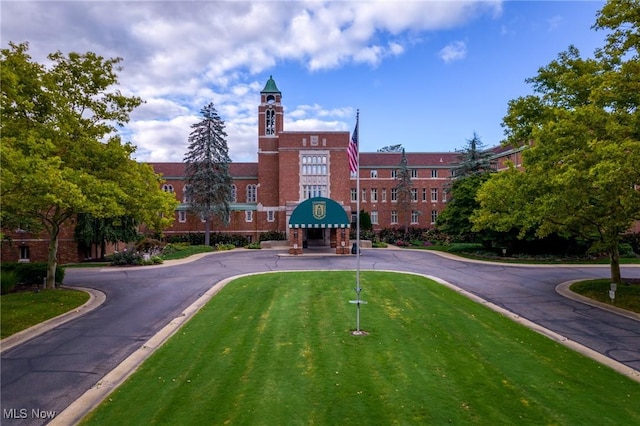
(1, 289, 90, 339)
(81, 271, 640, 425)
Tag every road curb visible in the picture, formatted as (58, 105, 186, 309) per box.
(0, 286, 106, 354)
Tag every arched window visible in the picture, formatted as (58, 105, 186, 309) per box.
(162, 184, 174, 193)
(182, 185, 191, 203)
(266, 110, 275, 135)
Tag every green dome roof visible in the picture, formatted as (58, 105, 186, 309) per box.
(261, 75, 281, 94)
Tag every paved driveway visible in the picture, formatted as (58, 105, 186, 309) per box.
(2, 249, 639, 425)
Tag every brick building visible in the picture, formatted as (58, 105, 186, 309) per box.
(1, 76, 523, 262)
(151, 76, 474, 254)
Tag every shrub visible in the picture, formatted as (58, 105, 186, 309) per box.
(372, 241, 388, 248)
(136, 237, 164, 255)
(619, 243, 636, 258)
(246, 242, 261, 249)
(215, 243, 235, 251)
(108, 251, 144, 266)
(162, 242, 190, 256)
(2, 262, 65, 285)
(1, 271, 18, 294)
(259, 231, 286, 241)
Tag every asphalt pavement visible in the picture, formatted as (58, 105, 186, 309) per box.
(1, 248, 639, 425)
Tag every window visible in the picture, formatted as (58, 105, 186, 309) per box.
(231, 185, 237, 203)
(422, 188, 427, 202)
(371, 188, 378, 202)
(431, 188, 438, 202)
(431, 210, 438, 224)
(350, 188, 357, 202)
(182, 185, 191, 203)
(351, 213, 358, 223)
(370, 169, 378, 178)
(178, 211, 187, 223)
(442, 189, 447, 203)
(361, 189, 366, 202)
(267, 211, 275, 222)
(162, 184, 174, 193)
(371, 210, 378, 224)
(391, 188, 398, 202)
(431, 169, 438, 178)
(411, 169, 418, 178)
(301, 154, 328, 198)
(265, 109, 275, 135)
(382, 188, 387, 202)
(391, 210, 398, 224)
(411, 188, 418, 202)
(245, 210, 253, 222)
(411, 210, 420, 224)
(391, 169, 397, 178)
(19, 245, 30, 261)
(247, 184, 257, 203)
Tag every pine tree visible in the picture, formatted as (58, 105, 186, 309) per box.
(452, 132, 495, 177)
(395, 149, 413, 233)
(183, 102, 233, 246)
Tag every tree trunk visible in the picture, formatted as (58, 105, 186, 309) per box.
(204, 216, 211, 246)
(46, 223, 60, 290)
(609, 244, 622, 284)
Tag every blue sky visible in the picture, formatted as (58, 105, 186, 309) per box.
(1, 1, 608, 162)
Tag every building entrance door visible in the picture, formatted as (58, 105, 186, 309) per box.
(305, 228, 326, 247)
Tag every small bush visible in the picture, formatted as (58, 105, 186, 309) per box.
(1, 271, 18, 294)
(108, 251, 144, 266)
(259, 231, 286, 241)
(2, 262, 65, 285)
(619, 243, 636, 258)
(246, 242, 261, 249)
(372, 241, 388, 248)
(215, 243, 235, 251)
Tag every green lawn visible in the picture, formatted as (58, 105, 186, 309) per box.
(82, 271, 640, 425)
(571, 279, 640, 313)
(0, 289, 90, 338)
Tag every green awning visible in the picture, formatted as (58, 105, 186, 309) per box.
(289, 197, 350, 229)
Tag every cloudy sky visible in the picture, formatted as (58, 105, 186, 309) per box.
(2, 1, 607, 162)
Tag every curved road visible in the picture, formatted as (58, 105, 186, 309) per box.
(2, 249, 639, 425)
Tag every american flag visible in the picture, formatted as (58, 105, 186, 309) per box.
(348, 115, 359, 174)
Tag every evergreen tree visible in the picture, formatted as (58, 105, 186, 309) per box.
(394, 149, 413, 233)
(183, 102, 233, 246)
(452, 132, 495, 177)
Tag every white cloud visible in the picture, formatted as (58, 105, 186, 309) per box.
(439, 41, 468, 63)
(2, 1, 502, 162)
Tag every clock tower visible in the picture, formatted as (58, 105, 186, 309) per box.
(257, 76, 284, 229)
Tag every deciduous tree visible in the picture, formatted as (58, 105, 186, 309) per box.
(1, 42, 177, 288)
(472, 0, 640, 283)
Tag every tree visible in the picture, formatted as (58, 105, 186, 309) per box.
(472, 0, 640, 284)
(74, 214, 139, 260)
(183, 102, 233, 246)
(377, 144, 403, 152)
(394, 149, 413, 233)
(452, 132, 495, 177)
(437, 173, 492, 242)
(1, 42, 177, 288)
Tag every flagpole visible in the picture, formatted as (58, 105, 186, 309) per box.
(355, 110, 362, 333)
